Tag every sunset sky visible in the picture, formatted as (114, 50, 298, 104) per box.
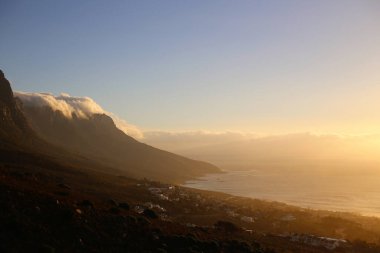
(1, 0, 379, 135)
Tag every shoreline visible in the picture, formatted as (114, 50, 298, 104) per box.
(183, 172, 380, 219)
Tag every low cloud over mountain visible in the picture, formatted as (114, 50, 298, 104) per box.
(15, 92, 143, 139)
(14, 88, 219, 183)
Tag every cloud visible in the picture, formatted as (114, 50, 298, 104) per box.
(14, 91, 144, 139)
(142, 130, 257, 151)
(142, 131, 380, 165)
(108, 112, 144, 139)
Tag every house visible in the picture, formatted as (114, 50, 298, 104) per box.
(241, 216, 255, 223)
(290, 234, 347, 250)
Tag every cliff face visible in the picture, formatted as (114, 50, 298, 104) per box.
(0, 70, 34, 146)
(0, 70, 14, 104)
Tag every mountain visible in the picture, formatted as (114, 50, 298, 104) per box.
(0, 70, 36, 147)
(20, 97, 220, 183)
(0, 70, 124, 175)
(1, 68, 218, 183)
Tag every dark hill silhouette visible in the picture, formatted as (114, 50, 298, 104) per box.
(0, 70, 35, 147)
(22, 105, 219, 183)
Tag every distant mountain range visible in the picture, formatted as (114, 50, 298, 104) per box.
(0, 70, 219, 183)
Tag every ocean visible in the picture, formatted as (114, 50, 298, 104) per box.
(184, 167, 380, 217)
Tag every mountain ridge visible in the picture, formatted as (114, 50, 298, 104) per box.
(0, 69, 219, 183)
(21, 104, 220, 183)
(0, 70, 37, 148)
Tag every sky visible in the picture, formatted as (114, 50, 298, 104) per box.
(1, 0, 380, 135)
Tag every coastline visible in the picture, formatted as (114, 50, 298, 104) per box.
(183, 170, 380, 218)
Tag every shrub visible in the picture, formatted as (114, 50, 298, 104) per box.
(143, 209, 158, 219)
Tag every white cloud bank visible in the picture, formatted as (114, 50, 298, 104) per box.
(142, 131, 258, 151)
(142, 131, 380, 167)
(14, 92, 144, 139)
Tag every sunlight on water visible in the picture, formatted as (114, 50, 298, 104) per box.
(184, 168, 380, 217)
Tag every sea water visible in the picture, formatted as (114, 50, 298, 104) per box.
(184, 167, 380, 217)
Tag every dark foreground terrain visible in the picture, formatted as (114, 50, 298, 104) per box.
(1, 148, 380, 253)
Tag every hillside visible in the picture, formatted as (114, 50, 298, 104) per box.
(19, 103, 219, 183)
(0, 68, 220, 184)
(2, 146, 380, 253)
